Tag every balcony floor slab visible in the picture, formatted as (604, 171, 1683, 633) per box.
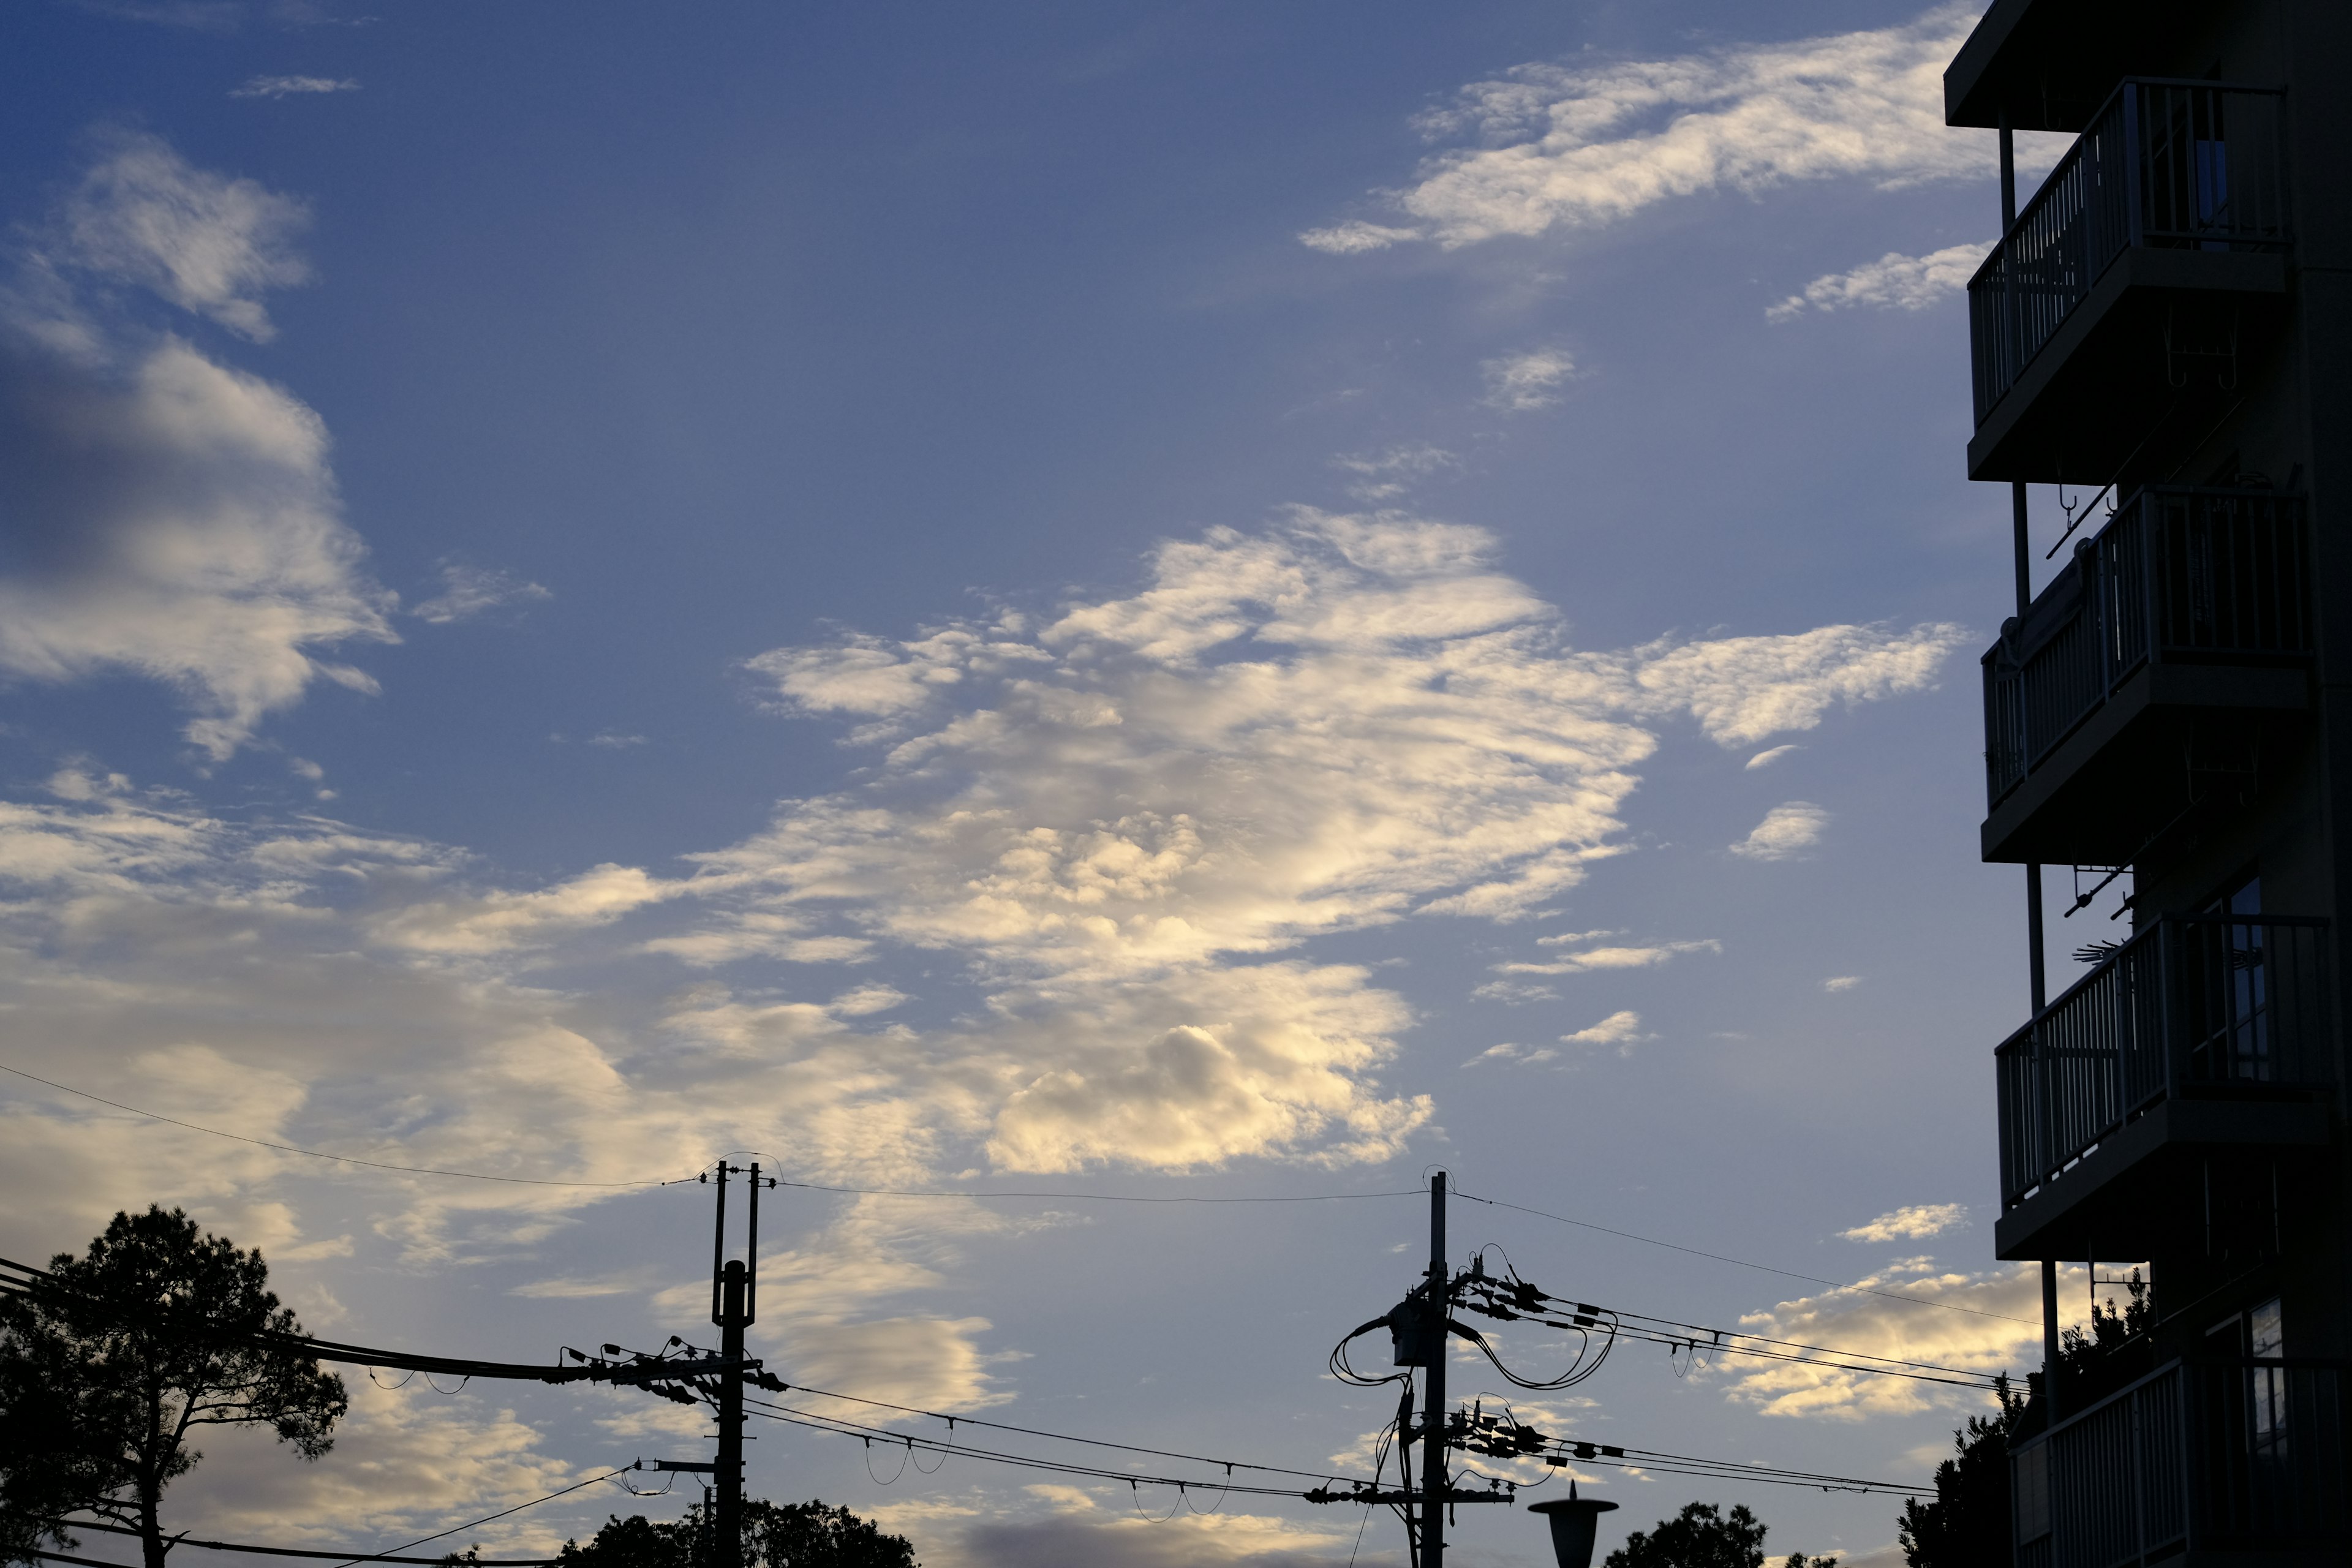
(1995, 1094, 2332, 1261)
(1967, 247, 2288, 484)
(1981, 660, 2310, 865)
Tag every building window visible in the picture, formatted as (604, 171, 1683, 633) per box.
(2249, 1296, 2286, 1458)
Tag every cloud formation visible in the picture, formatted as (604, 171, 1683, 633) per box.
(0, 134, 392, 759)
(1767, 241, 1990, 322)
(230, 75, 360, 99)
(1727, 1262, 2054, 1420)
(1481, 348, 1576, 411)
(1730, 802, 1830, 861)
(1302, 4, 2045, 252)
(1329, 442, 1456, 501)
(57, 130, 312, 340)
(410, 561, 553, 624)
(1841, 1204, 1968, 1243)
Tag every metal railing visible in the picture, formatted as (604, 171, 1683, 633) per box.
(1970, 79, 2291, 423)
(1996, 914, 2331, 1209)
(1981, 486, 2311, 807)
(2013, 1359, 2348, 1565)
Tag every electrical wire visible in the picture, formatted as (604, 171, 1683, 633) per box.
(762, 1378, 1368, 1485)
(310, 1469, 635, 1568)
(43, 1521, 557, 1565)
(1452, 1187, 2040, 1326)
(740, 1398, 1328, 1499)
(1454, 1262, 2010, 1389)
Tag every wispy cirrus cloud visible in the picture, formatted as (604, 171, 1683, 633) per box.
(1768, 241, 1991, 322)
(1481, 347, 1575, 411)
(230, 75, 360, 99)
(409, 561, 552, 624)
(1330, 442, 1457, 501)
(1300, 4, 2051, 254)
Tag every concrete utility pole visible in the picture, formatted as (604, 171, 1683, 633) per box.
(1422, 1171, 1448, 1568)
(707, 1161, 770, 1568)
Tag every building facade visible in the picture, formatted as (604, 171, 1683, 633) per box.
(1943, 1, 2352, 1562)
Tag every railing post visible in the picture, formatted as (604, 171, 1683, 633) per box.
(2122, 83, 2145, 249)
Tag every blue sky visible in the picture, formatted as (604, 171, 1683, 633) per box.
(0, 4, 2107, 1565)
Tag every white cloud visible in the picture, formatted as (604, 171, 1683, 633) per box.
(1493, 938, 1720, 977)
(57, 130, 312, 341)
(409, 561, 552, 624)
(230, 75, 360, 99)
(1305, 4, 2060, 252)
(1745, 743, 1799, 769)
(1330, 442, 1457, 501)
(1726, 1262, 2061, 1420)
(1730, 801, 1829, 860)
(0, 514, 1966, 1420)
(1822, 974, 1863, 992)
(1561, 1009, 1646, 1054)
(0, 135, 393, 760)
(1469, 978, 1558, 1005)
(1841, 1204, 1968, 1243)
(1297, 221, 1424, 254)
(1767, 241, 1991, 322)
(1481, 347, 1575, 410)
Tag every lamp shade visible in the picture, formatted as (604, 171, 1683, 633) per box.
(1527, 1483, 1619, 1568)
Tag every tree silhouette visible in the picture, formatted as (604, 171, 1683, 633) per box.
(0, 1207, 347, 1568)
(557, 1499, 917, 1568)
(1600, 1501, 1832, 1568)
(1897, 1374, 2028, 1568)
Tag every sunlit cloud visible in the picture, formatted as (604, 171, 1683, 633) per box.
(1725, 1262, 2064, 1420)
(1730, 802, 1829, 861)
(1841, 1204, 1967, 1243)
(1302, 4, 2059, 252)
(1767, 241, 1991, 322)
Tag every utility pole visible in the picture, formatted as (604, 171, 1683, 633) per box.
(1422, 1170, 1447, 1568)
(704, 1161, 774, 1568)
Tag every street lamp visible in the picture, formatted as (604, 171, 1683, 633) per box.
(1527, 1483, 1619, 1568)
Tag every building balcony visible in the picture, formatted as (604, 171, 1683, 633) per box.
(1966, 80, 2291, 484)
(1993, 914, 2334, 1262)
(2012, 1358, 2349, 1568)
(1980, 486, 2312, 867)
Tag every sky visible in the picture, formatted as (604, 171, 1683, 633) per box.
(0, 3, 2113, 1566)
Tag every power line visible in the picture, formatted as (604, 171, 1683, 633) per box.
(311, 1469, 633, 1568)
(755, 1378, 1368, 1485)
(47, 1521, 556, 1564)
(739, 1397, 1329, 1499)
(1453, 1187, 2040, 1327)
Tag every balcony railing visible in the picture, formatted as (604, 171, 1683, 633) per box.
(1996, 914, 2331, 1210)
(1970, 79, 2291, 423)
(1981, 486, 2311, 808)
(2013, 1358, 2348, 1567)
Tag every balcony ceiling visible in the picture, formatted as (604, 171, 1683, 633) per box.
(1945, 0, 2215, 130)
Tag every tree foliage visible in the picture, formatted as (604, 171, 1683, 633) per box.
(0, 1207, 347, 1568)
(1896, 1374, 2028, 1568)
(557, 1499, 918, 1568)
(1600, 1500, 1836, 1568)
